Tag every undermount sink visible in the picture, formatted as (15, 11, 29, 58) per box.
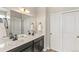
(18, 34, 27, 38)
(0, 43, 5, 48)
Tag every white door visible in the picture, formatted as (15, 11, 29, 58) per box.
(50, 10, 79, 52)
(74, 11, 79, 51)
(62, 12, 75, 52)
(50, 13, 62, 51)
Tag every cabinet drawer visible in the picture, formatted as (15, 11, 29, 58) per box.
(8, 41, 33, 52)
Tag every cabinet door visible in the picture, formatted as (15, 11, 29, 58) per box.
(50, 13, 62, 51)
(34, 41, 40, 52)
(39, 38, 44, 51)
(62, 12, 75, 52)
(22, 46, 33, 52)
(34, 36, 44, 52)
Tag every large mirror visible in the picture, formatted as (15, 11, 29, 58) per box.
(10, 10, 34, 35)
(0, 7, 34, 37)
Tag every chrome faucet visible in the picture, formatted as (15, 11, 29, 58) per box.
(13, 34, 18, 41)
(9, 33, 18, 41)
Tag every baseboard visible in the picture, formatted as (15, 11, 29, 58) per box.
(46, 49, 57, 52)
(43, 48, 58, 52)
(43, 48, 47, 52)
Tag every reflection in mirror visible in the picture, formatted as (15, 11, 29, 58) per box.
(0, 7, 35, 38)
(0, 18, 3, 23)
(10, 9, 34, 35)
(0, 8, 10, 38)
(23, 14, 33, 34)
(10, 10, 22, 35)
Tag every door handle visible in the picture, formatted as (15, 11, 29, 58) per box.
(50, 33, 52, 35)
(77, 36, 79, 38)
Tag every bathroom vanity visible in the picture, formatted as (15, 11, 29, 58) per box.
(8, 35, 44, 52)
(0, 8, 44, 52)
(0, 34, 44, 52)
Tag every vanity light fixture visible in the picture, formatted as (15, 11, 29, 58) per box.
(19, 8, 30, 14)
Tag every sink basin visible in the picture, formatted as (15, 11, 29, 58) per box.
(18, 34, 27, 38)
(0, 43, 5, 48)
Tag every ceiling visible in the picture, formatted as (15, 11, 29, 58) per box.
(0, 7, 37, 16)
(48, 7, 79, 13)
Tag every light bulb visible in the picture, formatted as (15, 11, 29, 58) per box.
(19, 8, 30, 14)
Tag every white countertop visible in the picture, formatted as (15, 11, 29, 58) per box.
(0, 34, 44, 52)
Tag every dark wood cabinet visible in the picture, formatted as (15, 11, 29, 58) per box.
(20, 41, 34, 52)
(8, 41, 33, 52)
(22, 46, 33, 52)
(8, 36, 44, 52)
(34, 36, 44, 52)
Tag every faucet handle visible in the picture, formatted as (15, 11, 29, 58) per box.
(9, 33, 14, 39)
(13, 34, 18, 41)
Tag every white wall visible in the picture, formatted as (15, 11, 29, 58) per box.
(35, 7, 47, 50)
(36, 7, 46, 34)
